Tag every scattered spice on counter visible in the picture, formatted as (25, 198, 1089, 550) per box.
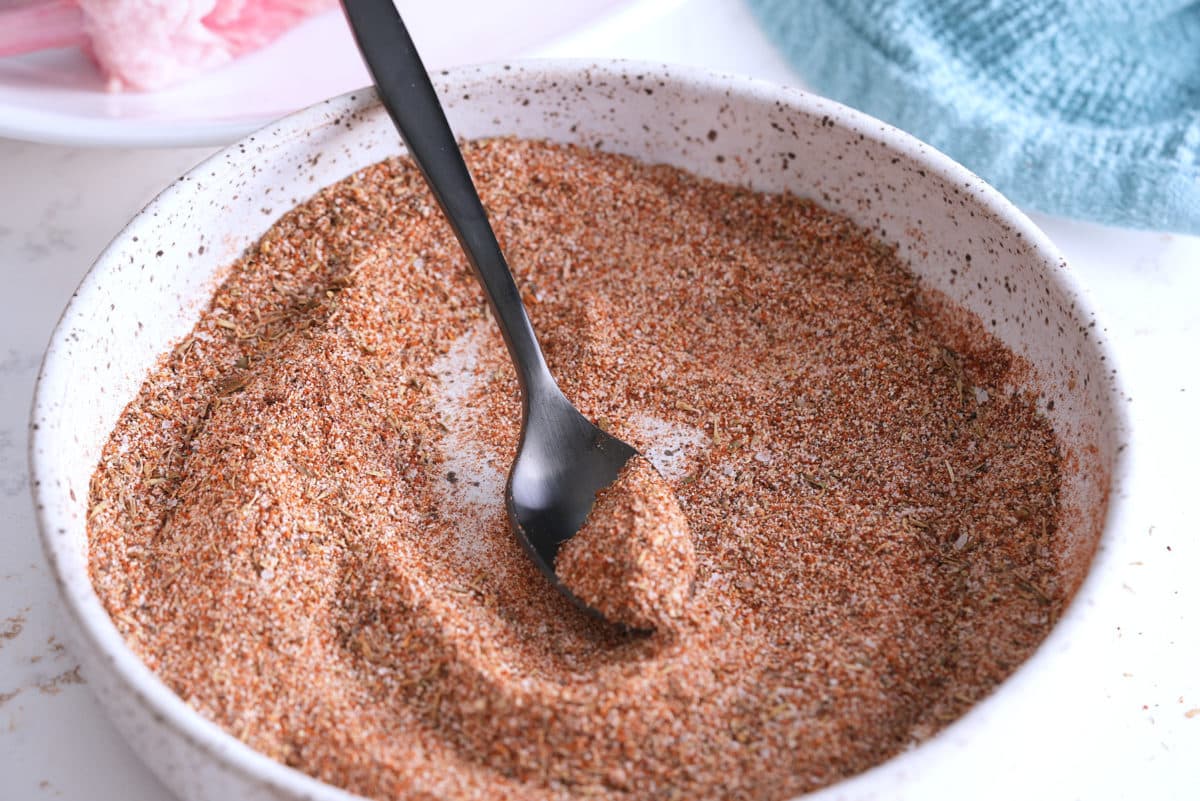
(555, 455, 695, 631)
(87, 138, 1065, 801)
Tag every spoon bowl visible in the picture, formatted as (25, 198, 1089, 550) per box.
(508, 385, 638, 599)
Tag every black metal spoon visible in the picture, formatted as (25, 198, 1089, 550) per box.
(341, 0, 640, 616)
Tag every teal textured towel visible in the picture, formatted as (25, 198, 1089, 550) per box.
(744, 0, 1200, 234)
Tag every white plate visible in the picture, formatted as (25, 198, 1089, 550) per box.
(0, 1, 630, 147)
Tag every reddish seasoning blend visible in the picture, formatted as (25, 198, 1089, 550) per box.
(87, 139, 1064, 801)
(555, 455, 695, 631)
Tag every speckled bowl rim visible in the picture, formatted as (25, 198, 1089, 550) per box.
(30, 59, 1129, 801)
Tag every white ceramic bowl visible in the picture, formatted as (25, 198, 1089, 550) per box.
(30, 61, 1126, 801)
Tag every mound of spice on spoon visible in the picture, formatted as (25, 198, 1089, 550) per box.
(555, 455, 695, 631)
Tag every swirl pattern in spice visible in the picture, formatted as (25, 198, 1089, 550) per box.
(87, 138, 1065, 801)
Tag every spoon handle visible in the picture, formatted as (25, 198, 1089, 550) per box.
(341, 0, 556, 397)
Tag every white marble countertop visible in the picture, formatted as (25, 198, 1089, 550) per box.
(1, 0, 1197, 798)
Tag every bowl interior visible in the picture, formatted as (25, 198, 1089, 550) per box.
(31, 61, 1124, 800)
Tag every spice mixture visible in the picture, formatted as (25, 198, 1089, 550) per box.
(88, 139, 1064, 801)
(555, 455, 695, 631)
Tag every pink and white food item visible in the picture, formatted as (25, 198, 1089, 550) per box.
(0, 0, 335, 91)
